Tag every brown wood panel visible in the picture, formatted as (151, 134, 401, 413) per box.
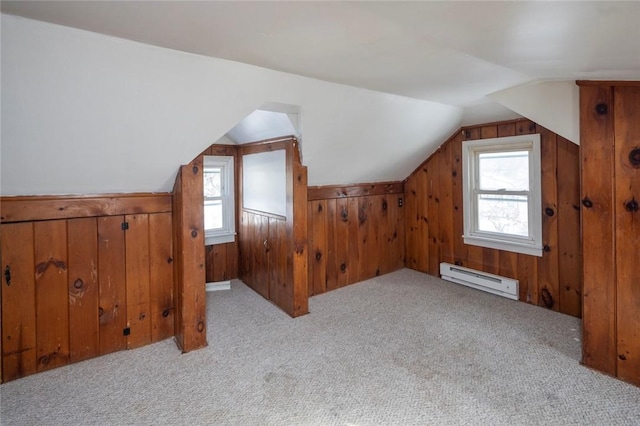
(404, 170, 420, 270)
(580, 85, 617, 375)
(538, 126, 560, 311)
(614, 86, 640, 385)
(67, 218, 99, 363)
(172, 163, 207, 353)
(34, 220, 69, 372)
(438, 142, 454, 265)
(517, 254, 538, 304)
(348, 197, 361, 284)
(451, 134, 467, 266)
(269, 218, 290, 314)
(427, 157, 441, 276)
(1, 193, 172, 223)
(308, 181, 403, 201)
(253, 214, 270, 299)
(125, 214, 151, 349)
(291, 159, 309, 317)
(325, 199, 339, 291)
(98, 216, 127, 355)
(1, 223, 37, 382)
(358, 196, 377, 279)
(335, 197, 350, 287)
(556, 137, 582, 317)
(226, 242, 239, 280)
(149, 212, 174, 343)
(310, 200, 327, 295)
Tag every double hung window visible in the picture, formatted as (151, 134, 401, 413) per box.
(203, 156, 235, 245)
(462, 134, 542, 257)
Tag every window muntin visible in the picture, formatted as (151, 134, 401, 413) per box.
(203, 156, 235, 245)
(463, 134, 542, 257)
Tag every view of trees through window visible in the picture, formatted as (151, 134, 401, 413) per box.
(477, 151, 529, 237)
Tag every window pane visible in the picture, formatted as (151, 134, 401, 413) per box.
(204, 200, 223, 230)
(204, 168, 222, 197)
(477, 194, 528, 236)
(479, 151, 529, 191)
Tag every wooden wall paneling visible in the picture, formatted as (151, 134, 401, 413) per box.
(125, 214, 152, 349)
(580, 84, 617, 375)
(438, 142, 455, 266)
(451, 133, 467, 267)
(291, 158, 308, 317)
(384, 194, 404, 273)
(614, 86, 640, 384)
(34, 220, 69, 371)
(226, 242, 239, 280)
(394, 193, 406, 271)
(348, 197, 361, 284)
(254, 215, 270, 299)
(358, 196, 376, 279)
(306, 202, 314, 296)
(517, 254, 538, 304)
(335, 197, 350, 287)
(537, 127, 560, 311)
(311, 200, 327, 295)
(403, 170, 420, 270)
(67, 218, 99, 363)
(427, 157, 441, 276)
(269, 218, 290, 314)
(212, 244, 228, 282)
(1, 193, 171, 223)
(172, 163, 207, 353)
(325, 199, 339, 291)
(239, 211, 252, 286)
(415, 170, 429, 273)
(1, 223, 37, 381)
(149, 212, 174, 343)
(97, 216, 127, 355)
(556, 137, 582, 317)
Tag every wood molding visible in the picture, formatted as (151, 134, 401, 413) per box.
(308, 181, 404, 201)
(1, 193, 172, 223)
(577, 80, 640, 87)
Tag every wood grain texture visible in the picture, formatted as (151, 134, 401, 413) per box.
(580, 85, 617, 376)
(98, 216, 127, 356)
(149, 212, 174, 343)
(1, 223, 37, 382)
(308, 182, 403, 201)
(404, 119, 581, 318)
(613, 86, 640, 385)
(1, 193, 171, 223)
(307, 184, 406, 296)
(125, 214, 152, 349)
(172, 162, 207, 353)
(67, 218, 99, 363)
(34, 220, 70, 371)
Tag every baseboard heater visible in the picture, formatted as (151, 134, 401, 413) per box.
(439, 262, 518, 300)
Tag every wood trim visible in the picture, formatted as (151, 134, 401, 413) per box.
(1, 193, 172, 223)
(308, 182, 404, 201)
(577, 80, 640, 87)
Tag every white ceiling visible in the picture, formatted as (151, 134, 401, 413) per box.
(3, 1, 639, 107)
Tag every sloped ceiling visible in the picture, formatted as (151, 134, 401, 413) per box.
(1, 1, 639, 195)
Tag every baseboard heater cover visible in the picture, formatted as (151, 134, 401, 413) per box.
(439, 262, 519, 300)
(206, 280, 231, 292)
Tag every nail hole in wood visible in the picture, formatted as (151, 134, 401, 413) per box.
(624, 199, 638, 212)
(545, 207, 555, 217)
(582, 198, 593, 208)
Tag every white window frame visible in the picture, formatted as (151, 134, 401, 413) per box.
(203, 155, 235, 245)
(462, 134, 543, 257)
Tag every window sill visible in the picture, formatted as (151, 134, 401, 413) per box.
(205, 233, 236, 246)
(463, 235, 542, 257)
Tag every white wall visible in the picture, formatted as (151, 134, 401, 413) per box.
(489, 81, 580, 145)
(1, 14, 462, 196)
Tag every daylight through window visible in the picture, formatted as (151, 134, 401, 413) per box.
(462, 134, 542, 257)
(203, 156, 235, 245)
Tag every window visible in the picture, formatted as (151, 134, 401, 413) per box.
(462, 134, 542, 257)
(203, 155, 235, 245)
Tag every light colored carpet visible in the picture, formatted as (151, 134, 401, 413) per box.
(1, 268, 639, 425)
